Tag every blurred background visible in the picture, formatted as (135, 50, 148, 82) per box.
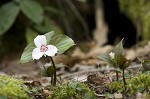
(0, 0, 150, 76)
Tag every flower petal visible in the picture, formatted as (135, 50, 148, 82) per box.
(34, 35, 47, 48)
(109, 52, 115, 59)
(45, 45, 58, 56)
(32, 48, 44, 60)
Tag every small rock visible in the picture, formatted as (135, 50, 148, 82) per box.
(114, 93, 122, 99)
(43, 89, 50, 96)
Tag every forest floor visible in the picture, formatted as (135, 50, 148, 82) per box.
(0, 41, 150, 98)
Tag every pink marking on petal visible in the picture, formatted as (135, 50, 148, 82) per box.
(40, 45, 48, 52)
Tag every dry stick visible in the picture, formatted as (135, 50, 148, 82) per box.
(49, 57, 56, 86)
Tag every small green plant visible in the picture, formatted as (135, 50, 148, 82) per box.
(138, 58, 150, 72)
(98, 39, 130, 88)
(109, 81, 124, 93)
(0, 75, 29, 99)
(48, 81, 96, 99)
(20, 31, 75, 85)
(127, 72, 150, 95)
(109, 72, 150, 95)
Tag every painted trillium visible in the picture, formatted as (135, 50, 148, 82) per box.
(32, 35, 58, 60)
(109, 52, 115, 59)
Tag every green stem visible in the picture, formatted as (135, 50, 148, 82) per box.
(49, 57, 56, 86)
(122, 68, 126, 89)
(44, 65, 53, 84)
(116, 70, 119, 81)
(51, 75, 54, 84)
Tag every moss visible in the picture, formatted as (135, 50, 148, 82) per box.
(109, 81, 124, 93)
(127, 72, 150, 95)
(109, 72, 150, 95)
(48, 81, 96, 99)
(0, 75, 29, 99)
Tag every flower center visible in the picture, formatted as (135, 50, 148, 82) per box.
(40, 45, 48, 52)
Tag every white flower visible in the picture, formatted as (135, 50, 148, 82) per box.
(32, 35, 58, 60)
(109, 52, 115, 59)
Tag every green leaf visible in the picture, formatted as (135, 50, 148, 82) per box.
(0, 2, 20, 35)
(20, 32, 75, 64)
(50, 24, 64, 35)
(40, 63, 67, 77)
(34, 17, 52, 33)
(47, 66, 54, 77)
(144, 71, 150, 75)
(40, 65, 55, 77)
(118, 55, 127, 68)
(68, 81, 78, 89)
(20, 0, 44, 24)
(20, 43, 35, 63)
(97, 53, 112, 64)
(138, 87, 145, 93)
(50, 34, 75, 54)
(25, 28, 38, 44)
(34, 17, 64, 34)
(40, 66, 49, 77)
(0, 96, 7, 99)
(122, 60, 131, 69)
(114, 68, 122, 73)
(113, 39, 124, 58)
(44, 31, 54, 43)
(76, 84, 83, 91)
(44, 6, 60, 15)
(84, 93, 96, 99)
(112, 39, 126, 68)
(105, 93, 114, 98)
